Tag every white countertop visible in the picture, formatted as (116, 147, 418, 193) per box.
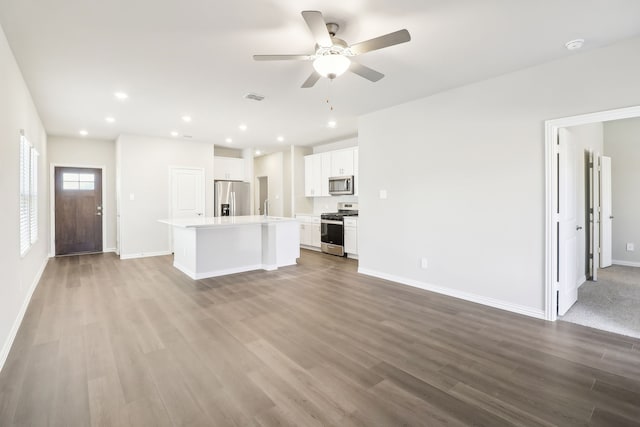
(159, 215, 298, 229)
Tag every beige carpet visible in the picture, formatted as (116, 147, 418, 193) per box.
(560, 265, 640, 339)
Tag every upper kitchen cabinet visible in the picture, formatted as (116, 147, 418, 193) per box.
(304, 154, 321, 197)
(330, 148, 355, 177)
(304, 147, 358, 198)
(214, 156, 245, 181)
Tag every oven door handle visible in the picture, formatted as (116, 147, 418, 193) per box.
(321, 219, 343, 225)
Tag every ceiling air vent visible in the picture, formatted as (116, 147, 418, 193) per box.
(244, 93, 265, 101)
(182, 135, 193, 139)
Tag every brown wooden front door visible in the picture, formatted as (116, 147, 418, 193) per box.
(55, 167, 103, 255)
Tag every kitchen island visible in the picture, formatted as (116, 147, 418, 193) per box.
(159, 216, 300, 279)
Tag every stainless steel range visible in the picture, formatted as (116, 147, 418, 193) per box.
(321, 202, 358, 256)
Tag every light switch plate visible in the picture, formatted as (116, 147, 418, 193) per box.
(627, 243, 635, 251)
(379, 190, 387, 199)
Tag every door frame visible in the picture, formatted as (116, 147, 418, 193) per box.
(49, 163, 107, 257)
(545, 105, 640, 321)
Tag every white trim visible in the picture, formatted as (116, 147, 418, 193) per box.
(119, 251, 172, 260)
(359, 268, 546, 320)
(544, 105, 640, 321)
(103, 247, 117, 253)
(0, 257, 48, 373)
(49, 163, 107, 257)
(612, 259, 640, 268)
(300, 244, 321, 252)
(577, 275, 587, 288)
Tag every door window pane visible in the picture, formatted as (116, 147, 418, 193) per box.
(63, 172, 95, 190)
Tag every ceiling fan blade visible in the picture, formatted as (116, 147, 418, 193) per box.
(349, 29, 411, 55)
(253, 54, 312, 61)
(350, 62, 384, 82)
(301, 10, 332, 47)
(301, 71, 321, 88)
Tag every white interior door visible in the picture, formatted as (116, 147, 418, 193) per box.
(600, 156, 612, 268)
(590, 152, 600, 281)
(558, 128, 579, 315)
(170, 167, 205, 250)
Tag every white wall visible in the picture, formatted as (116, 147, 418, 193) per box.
(604, 117, 640, 265)
(282, 148, 292, 217)
(312, 136, 358, 154)
(254, 152, 284, 217)
(0, 24, 48, 370)
(565, 123, 603, 281)
(116, 134, 214, 258)
(358, 36, 640, 318)
(47, 136, 117, 252)
(292, 146, 313, 215)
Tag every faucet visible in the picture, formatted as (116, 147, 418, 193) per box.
(263, 199, 269, 217)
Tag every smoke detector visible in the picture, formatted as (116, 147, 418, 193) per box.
(565, 39, 584, 51)
(244, 93, 265, 101)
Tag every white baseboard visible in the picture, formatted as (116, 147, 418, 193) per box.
(358, 268, 546, 320)
(300, 245, 321, 252)
(119, 251, 172, 260)
(103, 247, 117, 253)
(0, 257, 49, 373)
(612, 259, 640, 268)
(577, 275, 587, 288)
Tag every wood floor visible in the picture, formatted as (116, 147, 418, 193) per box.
(1, 250, 640, 426)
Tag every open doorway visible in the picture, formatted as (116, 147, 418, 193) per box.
(257, 176, 268, 215)
(546, 106, 640, 338)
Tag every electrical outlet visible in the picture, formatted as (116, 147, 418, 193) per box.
(627, 243, 635, 251)
(420, 257, 428, 269)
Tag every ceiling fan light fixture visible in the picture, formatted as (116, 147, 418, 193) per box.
(313, 54, 351, 79)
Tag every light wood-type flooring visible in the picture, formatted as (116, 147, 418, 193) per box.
(1, 250, 640, 426)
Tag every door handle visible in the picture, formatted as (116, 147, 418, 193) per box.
(609, 216, 614, 219)
(576, 226, 583, 230)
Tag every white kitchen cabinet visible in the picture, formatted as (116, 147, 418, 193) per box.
(344, 217, 358, 256)
(296, 215, 321, 248)
(214, 156, 245, 181)
(320, 152, 331, 197)
(305, 148, 358, 198)
(305, 153, 331, 197)
(304, 155, 322, 197)
(311, 217, 321, 247)
(330, 148, 355, 177)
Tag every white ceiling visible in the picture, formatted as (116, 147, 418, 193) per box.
(1, 0, 640, 150)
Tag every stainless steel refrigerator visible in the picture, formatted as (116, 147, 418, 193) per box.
(214, 181, 251, 216)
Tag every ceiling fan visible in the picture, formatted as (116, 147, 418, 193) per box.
(253, 10, 411, 88)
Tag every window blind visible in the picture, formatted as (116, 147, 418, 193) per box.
(30, 148, 38, 244)
(19, 133, 38, 255)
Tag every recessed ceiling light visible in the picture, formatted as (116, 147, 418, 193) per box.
(255, 150, 261, 155)
(182, 115, 192, 123)
(114, 92, 128, 100)
(105, 116, 115, 123)
(170, 131, 179, 137)
(565, 39, 584, 51)
(327, 120, 337, 128)
(239, 124, 248, 131)
(79, 130, 88, 136)
(277, 136, 284, 142)
(225, 137, 233, 144)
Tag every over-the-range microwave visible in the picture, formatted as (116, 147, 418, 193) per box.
(328, 175, 354, 195)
